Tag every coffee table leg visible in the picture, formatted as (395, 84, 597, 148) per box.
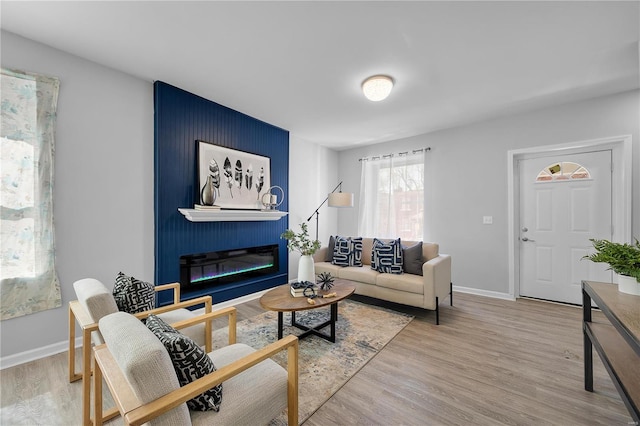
(291, 310, 296, 326)
(330, 303, 337, 343)
(277, 311, 283, 340)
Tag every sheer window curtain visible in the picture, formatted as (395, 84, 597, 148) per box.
(358, 150, 425, 240)
(1, 68, 61, 320)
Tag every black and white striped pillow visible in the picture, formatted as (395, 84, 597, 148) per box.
(112, 272, 155, 314)
(371, 238, 404, 274)
(332, 236, 363, 267)
(146, 314, 223, 412)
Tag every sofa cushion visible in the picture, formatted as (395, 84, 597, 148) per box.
(314, 262, 344, 279)
(376, 272, 424, 294)
(146, 314, 223, 412)
(332, 236, 363, 267)
(371, 238, 403, 274)
(112, 272, 155, 314)
(339, 266, 380, 285)
(402, 242, 423, 275)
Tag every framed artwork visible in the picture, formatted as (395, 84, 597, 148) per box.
(197, 140, 270, 209)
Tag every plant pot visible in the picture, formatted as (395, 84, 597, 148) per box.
(298, 255, 316, 284)
(617, 274, 640, 296)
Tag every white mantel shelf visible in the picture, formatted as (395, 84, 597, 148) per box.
(178, 208, 288, 222)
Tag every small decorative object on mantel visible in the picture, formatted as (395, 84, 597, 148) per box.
(261, 185, 285, 211)
(583, 238, 640, 295)
(317, 272, 335, 291)
(281, 223, 321, 283)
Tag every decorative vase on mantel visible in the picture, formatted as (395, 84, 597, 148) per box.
(298, 255, 316, 284)
(617, 274, 640, 296)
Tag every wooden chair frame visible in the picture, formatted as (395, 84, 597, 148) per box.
(93, 308, 299, 426)
(68, 282, 212, 426)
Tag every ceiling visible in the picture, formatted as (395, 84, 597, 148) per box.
(2, 1, 638, 150)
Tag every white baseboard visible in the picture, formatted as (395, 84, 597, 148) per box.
(453, 285, 515, 301)
(1, 336, 83, 370)
(1, 289, 270, 370)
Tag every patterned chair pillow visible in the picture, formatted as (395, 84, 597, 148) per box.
(332, 236, 363, 267)
(146, 314, 223, 411)
(371, 238, 404, 274)
(112, 272, 155, 314)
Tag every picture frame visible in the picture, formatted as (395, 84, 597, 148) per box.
(196, 140, 271, 210)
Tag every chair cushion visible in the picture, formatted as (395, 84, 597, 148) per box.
(73, 278, 119, 345)
(332, 236, 363, 267)
(146, 314, 223, 412)
(191, 343, 288, 426)
(371, 238, 403, 274)
(112, 271, 155, 314)
(157, 308, 206, 348)
(402, 241, 423, 275)
(99, 312, 191, 425)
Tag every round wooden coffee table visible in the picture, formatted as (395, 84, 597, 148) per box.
(259, 279, 356, 342)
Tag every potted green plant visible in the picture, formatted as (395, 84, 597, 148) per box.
(281, 222, 321, 283)
(583, 238, 640, 295)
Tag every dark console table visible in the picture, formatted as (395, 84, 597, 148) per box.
(582, 280, 640, 423)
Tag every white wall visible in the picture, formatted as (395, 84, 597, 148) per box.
(337, 90, 639, 295)
(287, 135, 339, 280)
(0, 31, 154, 360)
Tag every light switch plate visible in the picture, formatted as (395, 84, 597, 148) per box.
(483, 216, 493, 225)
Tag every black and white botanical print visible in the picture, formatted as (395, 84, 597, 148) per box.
(197, 141, 271, 209)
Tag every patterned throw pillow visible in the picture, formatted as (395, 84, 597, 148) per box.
(112, 272, 155, 314)
(332, 236, 363, 267)
(371, 238, 404, 274)
(146, 314, 223, 412)
(402, 242, 423, 275)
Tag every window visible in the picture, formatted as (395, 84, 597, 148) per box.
(536, 161, 591, 182)
(358, 151, 425, 240)
(1, 68, 61, 320)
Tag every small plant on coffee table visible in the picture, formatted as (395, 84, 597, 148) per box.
(317, 272, 335, 291)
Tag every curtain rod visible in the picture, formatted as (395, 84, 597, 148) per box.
(358, 147, 431, 162)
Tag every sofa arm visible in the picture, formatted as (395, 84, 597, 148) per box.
(313, 248, 329, 263)
(422, 254, 452, 309)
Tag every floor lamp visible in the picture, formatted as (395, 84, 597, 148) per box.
(307, 181, 354, 241)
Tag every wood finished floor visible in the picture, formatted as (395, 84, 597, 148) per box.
(0, 292, 632, 425)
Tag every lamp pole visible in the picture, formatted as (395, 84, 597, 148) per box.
(307, 182, 343, 241)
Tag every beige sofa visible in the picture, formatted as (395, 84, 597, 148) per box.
(313, 238, 452, 324)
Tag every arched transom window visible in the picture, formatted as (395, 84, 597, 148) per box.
(535, 162, 591, 182)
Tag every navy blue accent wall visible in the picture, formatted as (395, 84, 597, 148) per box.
(154, 81, 289, 306)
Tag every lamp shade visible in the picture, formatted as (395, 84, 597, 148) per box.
(328, 192, 354, 207)
(362, 75, 394, 101)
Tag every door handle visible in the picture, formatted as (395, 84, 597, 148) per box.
(521, 237, 536, 242)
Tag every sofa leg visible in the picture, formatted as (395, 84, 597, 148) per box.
(450, 282, 453, 306)
(435, 297, 439, 325)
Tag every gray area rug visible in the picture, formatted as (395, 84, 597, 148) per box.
(213, 299, 413, 424)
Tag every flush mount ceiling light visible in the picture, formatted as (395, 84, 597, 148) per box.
(362, 75, 394, 101)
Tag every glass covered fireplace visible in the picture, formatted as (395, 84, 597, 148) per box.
(180, 244, 279, 290)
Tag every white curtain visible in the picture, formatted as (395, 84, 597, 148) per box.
(358, 150, 425, 240)
(1, 68, 61, 320)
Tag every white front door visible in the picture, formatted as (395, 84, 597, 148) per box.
(518, 150, 613, 304)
